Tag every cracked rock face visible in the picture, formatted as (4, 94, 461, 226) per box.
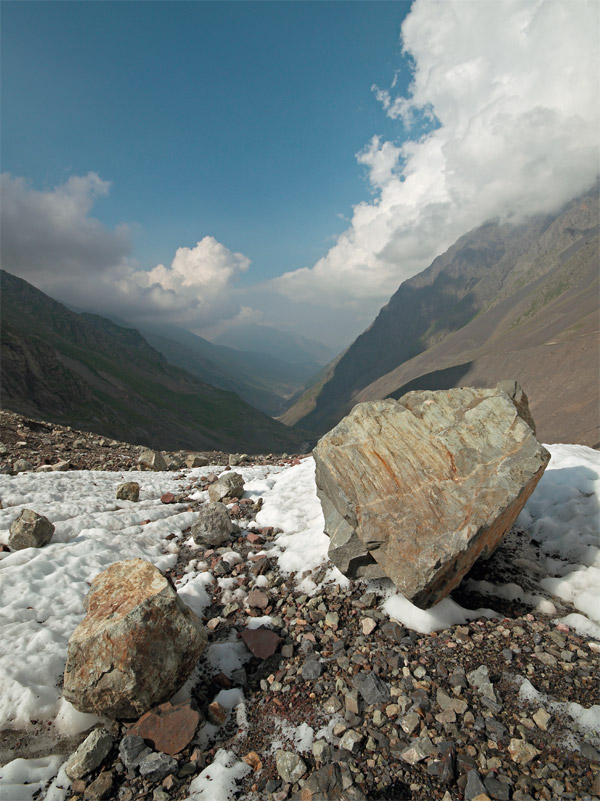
(313, 386, 550, 608)
(63, 558, 207, 718)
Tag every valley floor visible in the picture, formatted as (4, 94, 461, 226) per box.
(0, 418, 598, 801)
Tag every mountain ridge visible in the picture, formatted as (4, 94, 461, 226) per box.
(0, 271, 305, 453)
(283, 187, 599, 447)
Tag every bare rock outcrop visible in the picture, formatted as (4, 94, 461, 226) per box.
(313, 386, 550, 608)
(9, 509, 55, 550)
(63, 558, 207, 718)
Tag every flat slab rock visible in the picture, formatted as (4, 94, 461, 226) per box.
(127, 701, 201, 756)
(313, 386, 550, 608)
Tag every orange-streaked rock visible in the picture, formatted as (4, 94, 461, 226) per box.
(63, 558, 207, 718)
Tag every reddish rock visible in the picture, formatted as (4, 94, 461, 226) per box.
(128, 701, 200, 756)
(213, 672, 233, 688)
(206, 701, 227, 726)
(63, 559, 207, 718)
(160, 492, 175, 504)
(240, 628, 281, 659)
(246, 532, 263, 544)
(247, 589, 269, 609)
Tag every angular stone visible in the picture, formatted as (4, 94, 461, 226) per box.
(532, 707, 551, 731)
(8, 509, 55, 550)
(208, 471, 244, 503)
(465, 770, 488, 801)
(186, 454, 209, 468)
(313, 387, 549, 607)
(302, 658, 323, 680)
(138, 751, 178, 782)
(83, 771, 114, 801)
(63, 558, 207, 718)
(275, 750, 307, 783)
(191, 502, 233, 547)
(207, 701, 227, 726)
(138, 450, 167, 471)
(65, 728, 114, 779)
(292, 763, 367, 801)
(128, 702, 200, 756)
(119, 735, 150, 769)
(116, 482, 140, 502)
(240, 628, 281, 659)
(339, 729, 363, 753)
(507, 738, 541, 764)
(13, 459, 34, 472)
(352, 671, 390, 705)
(52, 460, 70, 472)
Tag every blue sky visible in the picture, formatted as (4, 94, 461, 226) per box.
(2, 1, 411, 279)
(2, 0, 598, 349)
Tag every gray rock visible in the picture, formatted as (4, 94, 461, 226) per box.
(275, 750, 307, 783)
(465, 770, 487, 801)
(137, 450, 167, 471)
(65, 728, 114, 779)
(352, 671, 390, 705)
(484, 775, 512, 801)
(116, 482, 140, 502)
(9, 509, 55, 550)
(13, 459, 34, 472)
(467, 665, 498, 702)
(191, 502, 233, 547)
(313, 387, 549, 607)
(339, 729, 363, 753)
(63, 559, 207, 718)
(52, 460, 70, 471)
(138, 751, 177, 782)
(119, 735, 150, 769)
(302, 658, 323, 680)
(208, 472, 244, 503)
(290, 764, 367, 801)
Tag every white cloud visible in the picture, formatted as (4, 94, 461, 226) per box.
(271, 0, 600, 309)
(0, 173, 252, 330)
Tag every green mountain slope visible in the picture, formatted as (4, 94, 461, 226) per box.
(284, 187, 599, 446)
(0, 271, 304, 453)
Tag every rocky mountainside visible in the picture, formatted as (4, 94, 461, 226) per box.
(284, 187, 600, 447)
(0, 271, 304, 454)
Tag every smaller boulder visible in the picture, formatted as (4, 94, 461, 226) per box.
(65, 728, 114, 779)
(63, 559, 207, 718)
(116, 482, 140, 502)
(52, 460, 70, 472)
(208, 472, 244, 503)
(186, 454, 209, 468)
(13, 459, 34, 473)
(191, 503, 233, 547)
(9, 509, 55, 550)
(137, 450, 167, 471)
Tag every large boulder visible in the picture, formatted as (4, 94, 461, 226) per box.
(63, 559, 207, 718)
(9, 509, 55, 550)
(313, 386, 550, 608)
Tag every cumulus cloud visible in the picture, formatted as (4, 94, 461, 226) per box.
(271, 0, 600, 309)
(0, 172, 253, 331)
